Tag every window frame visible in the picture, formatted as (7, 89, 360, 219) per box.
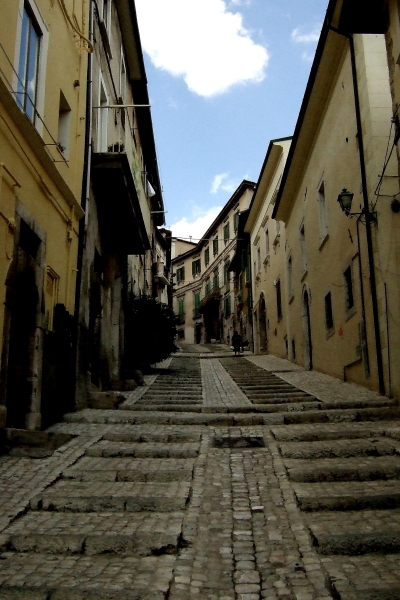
(276, 278, 282, 321)
(15, 0, 49, 131)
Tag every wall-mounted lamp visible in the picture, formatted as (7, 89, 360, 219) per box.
(337, 188, 377, 224)
(337, 189, 354, 216)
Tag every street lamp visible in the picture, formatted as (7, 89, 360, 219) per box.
(337, 189, 354, 216)
(337, 188, 377, 223)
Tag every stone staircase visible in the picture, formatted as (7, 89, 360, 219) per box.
(0, 421, 199, 598)
(273, 422, 400, 599)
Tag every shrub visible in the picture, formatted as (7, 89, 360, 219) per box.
(125, 294, 178, 370)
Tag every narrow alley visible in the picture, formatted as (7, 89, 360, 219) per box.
(1, 346, 400, 600)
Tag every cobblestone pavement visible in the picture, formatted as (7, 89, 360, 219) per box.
(1, 352, 400, 599)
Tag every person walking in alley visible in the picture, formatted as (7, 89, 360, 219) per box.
(232, 331, 242, 356)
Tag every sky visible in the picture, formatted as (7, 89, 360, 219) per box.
(134, 0, 328, 240)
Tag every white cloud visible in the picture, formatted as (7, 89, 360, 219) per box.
(170, 206, 223, 240)
(230, 0, 252, 5)
(210, 173, 238, 194)
(291, 25, 321, 44)
(135, 0, 269, 97)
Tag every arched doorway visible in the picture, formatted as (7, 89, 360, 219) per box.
(5, 270, 38, 428)
(302, 289, 313, 370)
(259, 294, 267, 353)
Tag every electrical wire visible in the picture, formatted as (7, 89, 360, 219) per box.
(58, 0, 93, 52)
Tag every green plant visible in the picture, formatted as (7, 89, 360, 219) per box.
(125, 294, 178, 370)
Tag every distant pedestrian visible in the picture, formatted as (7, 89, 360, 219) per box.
(232, 331, 242, 356)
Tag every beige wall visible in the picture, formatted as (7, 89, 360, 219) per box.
(246, 139, 291, 358)
(0, 0, 88, 428)
(274, 33, 400, 396)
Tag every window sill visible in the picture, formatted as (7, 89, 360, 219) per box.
(345, 306, 357, 323)
(288, 294, 294, 305)
(319, 233, 329, 251)
(277, 315, 283, 323)
(326, 326, 335, 340)
(300, 269, 308, 282)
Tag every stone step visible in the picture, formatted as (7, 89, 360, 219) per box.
(280, 438, 398, 459)
(294, 480, 400, 511)
(30, 481, 191, 512)
(322, 554, 400, 600)
(85, 441, 199, 458)
(101, 432, 201, 443)
(251, 395, 316, 404)
(133, 397, 202, 403)
(64, 407, 400, 426)
(0, 553, 175, 599)
(271, 423, 388, 442)
(0, 511, 184, 556)
(285, 455, 400, 482)
(306, 509, 400, 555)
(282, 406, 400, 424)
(62, 457, 194, 482)
(124, 404, 203, 413)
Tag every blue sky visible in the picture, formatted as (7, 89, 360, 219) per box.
(135, 0, 328, 240)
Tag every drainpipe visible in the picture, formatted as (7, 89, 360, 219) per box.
(329, 26, 385, 395)
(73, 0, 94, 397)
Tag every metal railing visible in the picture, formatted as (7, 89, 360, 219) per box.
(94, 105, 138, 157)
(0, 43, 68, 165)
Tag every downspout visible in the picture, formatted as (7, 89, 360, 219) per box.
(329, 25, 385, 395)
(73, 0, 94, 398)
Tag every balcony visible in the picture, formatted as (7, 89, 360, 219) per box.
(193, 308, 201, 319)
(200, 285, 221, 312)
(153, 261, 169, 286)
(92, 106, 150, 255)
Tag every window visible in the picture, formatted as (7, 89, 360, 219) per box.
(193, 292, 200, 318)
(177, 296, 185, 323)
(234, 211, 240, 232)
(300, 224, 307, 274)
(213, 269, 219, 289)
(176, 266, 185, 282)
(192, 258, 201, 277)
(344, 266, 354, 311)
(103, 0, 111, 34)
(224, 295, 231, 317)
(213, 236, 219, 256)
(257, 248, 261, 273)
(205, 278, 211, 295)
(291, 339, 296, 360)
(325, 291, 334, 330)
(287, 256, 293, 299)
(119, 48, 127, 102)
(265, 229, 270, 255)
(223, 222, 230, 244)
(204, 247, 210, 266)
(17, 4, 42, 122)
(57, 91, 71, 156)
(276, 279, 282, 320)
(98, 78, 108, 152)
(318, 181, 328, 241)
(224, 260, 230, 285)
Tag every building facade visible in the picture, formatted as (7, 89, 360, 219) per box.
(0, 0, 89, 429)
(75, 0, 166, 403)
(172, 181, 255, 345)
(244, 138, 292, 358)
(271, 0, 400, 396)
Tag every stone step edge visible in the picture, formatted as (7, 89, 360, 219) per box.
(0, 586, 167, 600)
(311, 530, 400, 555)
